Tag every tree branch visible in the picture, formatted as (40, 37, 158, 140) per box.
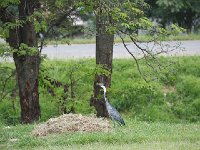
(119, 34, 149, 83)
(0, 69, 16, 101)
(0, 8, 12, 22)
(38, 7, 76, 53)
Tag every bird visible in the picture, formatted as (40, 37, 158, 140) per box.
(99, 84, 125, 127)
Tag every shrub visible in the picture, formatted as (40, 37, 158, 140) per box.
(139, 105, 177, 122)
(0, 98, 20, 125)
(176, 75, 200, 99)
(178, 56, 200, 77)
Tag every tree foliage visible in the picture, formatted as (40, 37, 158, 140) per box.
(145, 0, 200, 33)
(89, 0, 183, 84)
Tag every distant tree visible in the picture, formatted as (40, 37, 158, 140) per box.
(38, 0, 78, 40)
(145, 0, 200, 33)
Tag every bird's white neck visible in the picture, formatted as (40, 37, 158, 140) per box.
(100, 85, 107, 99)
(101, 85, 106, 93)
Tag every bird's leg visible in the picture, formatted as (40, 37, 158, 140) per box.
(113, 120, 116, 128)
(111, 118, 116, 128)
(113, 120, 121, 128)
(117, 121, 122, 127)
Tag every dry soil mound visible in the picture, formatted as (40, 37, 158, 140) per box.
(32, 113, 111, 136)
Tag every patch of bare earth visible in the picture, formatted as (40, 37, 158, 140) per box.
(32, 113, 111, 136)
(162, 85, 176, 94)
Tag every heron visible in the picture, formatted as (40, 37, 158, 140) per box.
(99, 84, 125, 127)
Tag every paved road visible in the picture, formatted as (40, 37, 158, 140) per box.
(1, 40, 200, 61)
(42, 40, 200, 59)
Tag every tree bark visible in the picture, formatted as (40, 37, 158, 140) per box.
(13, 0, 41, 123)
(90, 13, 114, 117)
(0, 0, 41, 123)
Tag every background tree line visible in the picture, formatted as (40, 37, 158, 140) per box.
(145, 0, 200, 33)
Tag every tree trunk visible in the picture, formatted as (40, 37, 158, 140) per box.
(0, 0, 41, 123)
(90, 13, 114, 117)
(12, 0, 40, 123)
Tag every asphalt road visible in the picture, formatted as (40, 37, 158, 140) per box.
(42, 40, 200, 59)
(1, 40, 200, 61)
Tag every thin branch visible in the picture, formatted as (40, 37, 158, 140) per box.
(0, 8, 14, 22)
(119, 34, 148, 83)
(0, 69, 16, 101)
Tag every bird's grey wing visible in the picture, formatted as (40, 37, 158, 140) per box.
(109, 105, 125, 126)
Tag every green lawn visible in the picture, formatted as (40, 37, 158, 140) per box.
(0, 118, 199, 150)
(45, 33, 200, 45)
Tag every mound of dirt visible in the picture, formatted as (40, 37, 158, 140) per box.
(32, 113, 111, 136)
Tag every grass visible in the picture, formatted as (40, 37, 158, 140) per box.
(45, 33, 200, 45)
(0, 56, 200, 149)
(0, 118, 199, 150)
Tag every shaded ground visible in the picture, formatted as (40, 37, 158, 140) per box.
(32, 114, 111, 136)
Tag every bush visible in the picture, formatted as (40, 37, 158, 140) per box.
(178, 56, 200, 77)
(140, 105, 177, 122)
(111, 81, 161, 111)
(176, 75, 200, 99)
(0, 98, 20, 125)
(164, 74, 200, 122)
